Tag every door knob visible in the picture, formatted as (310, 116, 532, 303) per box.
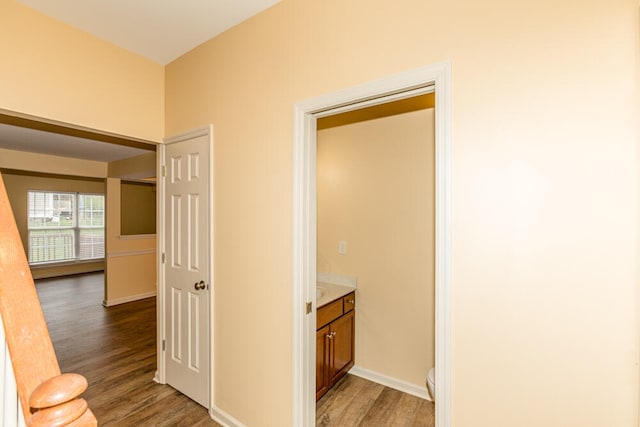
(194, 280, 206, 290)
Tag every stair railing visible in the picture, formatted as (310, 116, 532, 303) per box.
(0, 172, 97, 426)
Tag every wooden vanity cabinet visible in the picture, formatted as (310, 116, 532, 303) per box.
(316, 292, 355, 401)
(316, 324, 331, 399)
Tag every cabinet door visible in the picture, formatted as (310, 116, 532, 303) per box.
(316, 325, 330, 400)
(330, 310, 355, 384)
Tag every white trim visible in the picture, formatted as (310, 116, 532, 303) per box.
(103, 290, 157, 307)
(164, 126, 213, 144)
(156, 141, 166, 385)
(292, 104, 317, 427)
(107, 249, 156, 258)
(210, 405, 246, 427)
(157, 125, 215, 413)
(349, 366, 431, 401)
(292, 61, 452, 427)
(1, 312, 27, 427)
(208, 125, 215, 415)
(433, 62, 453, 427)
(118, 234, 156, 240)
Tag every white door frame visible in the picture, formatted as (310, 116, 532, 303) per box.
(292, 61, 452, 427)
(155, 125, 215, 412)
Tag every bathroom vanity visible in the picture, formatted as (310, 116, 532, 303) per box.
(316, 289, 355, 401)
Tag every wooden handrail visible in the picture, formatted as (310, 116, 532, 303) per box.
(0, 172, 97, 426)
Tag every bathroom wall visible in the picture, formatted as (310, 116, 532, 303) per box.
(317, 102, 435, 390)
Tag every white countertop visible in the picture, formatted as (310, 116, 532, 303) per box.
(316, 282, 356, 308)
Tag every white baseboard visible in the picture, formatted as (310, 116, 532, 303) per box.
(103, 291, 156, 307)
(349, 365, 432, 401)
(210, 405, 246, 427)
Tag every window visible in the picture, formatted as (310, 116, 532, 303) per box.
(27, 191, 105, 264)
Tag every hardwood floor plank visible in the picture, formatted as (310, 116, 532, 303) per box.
(317, 374, 371, 425)
(358, 387, 404, 426)
(410, 397, 435, 427)
(323, 375, 385, 426)
(317, 374, 435, 427)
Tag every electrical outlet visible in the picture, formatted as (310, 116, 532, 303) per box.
(338, 240, 347, 255)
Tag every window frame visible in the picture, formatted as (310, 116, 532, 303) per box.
(27, 190, 105, 265)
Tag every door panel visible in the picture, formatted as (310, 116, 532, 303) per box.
(188, 291, 201, 371)
(164, 133, 210, 408)
(330, 310, 354, 383)
(170, 287, 182, 362)
(316, 325, 330, 400)
(188, 194, 200, 270)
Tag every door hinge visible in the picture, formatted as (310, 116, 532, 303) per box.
(162, 165, 166, 177)
(306, 301, 312, 314)
(162, 339, 166, 351)
(161, 253, 165, 263)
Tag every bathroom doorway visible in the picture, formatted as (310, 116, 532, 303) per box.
(292, 62, 452, 427)
(315, 93, 435, 408)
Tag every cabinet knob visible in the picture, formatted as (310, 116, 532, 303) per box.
(346, 299, 355, 304)
(326, 331, 337, 339)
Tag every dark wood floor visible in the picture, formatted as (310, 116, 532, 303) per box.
(36, 272, 434, 426)
(36, 273, 219, 427)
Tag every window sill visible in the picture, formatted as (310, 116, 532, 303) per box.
(29, 258, 105, 270)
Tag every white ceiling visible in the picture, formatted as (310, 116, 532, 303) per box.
(3, 0, 280, 165)
(15, 0, 281, 65)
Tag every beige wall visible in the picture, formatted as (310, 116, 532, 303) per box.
(0, 0, 164, 142)
(317, 107, 435, 388)
(0, 148, 108, 178)
(0, 170, 105, 278)
(108, 152, 157, 180)
(165, 0, 640, 425)
(104, 178, 156, 305)
(120, 181, 156, 236)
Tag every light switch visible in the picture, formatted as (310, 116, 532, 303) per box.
(338, 240, 347, 255)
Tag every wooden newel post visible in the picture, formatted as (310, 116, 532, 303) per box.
(0, 172, 97, 426)
(28, 373, 91, 426)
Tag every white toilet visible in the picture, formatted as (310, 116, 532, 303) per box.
(426, 367, 435, 401)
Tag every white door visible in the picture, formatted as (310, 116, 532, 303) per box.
(163, 130, 210, 407)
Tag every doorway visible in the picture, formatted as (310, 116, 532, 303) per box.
(316, 92, 434, 400)
(292, 62, 452, 427)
